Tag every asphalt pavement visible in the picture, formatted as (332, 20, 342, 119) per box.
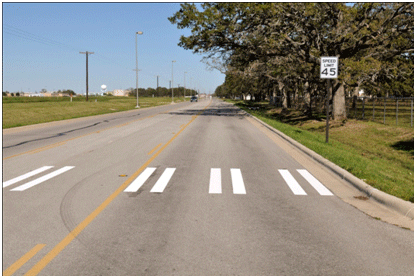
(2, 98, 414, 275)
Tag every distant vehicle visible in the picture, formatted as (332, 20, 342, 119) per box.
(190, 96, 198, 102)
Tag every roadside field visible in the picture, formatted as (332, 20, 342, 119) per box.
(229, 100, 414, 203)
(2, 96, 184, 128)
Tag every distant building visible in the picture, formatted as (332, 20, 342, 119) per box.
(113, 89, 128, 96)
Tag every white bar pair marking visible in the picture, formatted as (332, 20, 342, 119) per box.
(278, 169, 333, 196)
(4, 166, 75, 191)
(209, 168, 246, 194)
(124, 167, 176, 193)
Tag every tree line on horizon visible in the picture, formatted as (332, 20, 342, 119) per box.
(3, 87, 199, 98)
(169, 3, 413, 120)
(122, 86, 198, 98)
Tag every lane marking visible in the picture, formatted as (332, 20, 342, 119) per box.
(278, 169, 307, 195)
(123, 167, 157, 193)
(297, 169, 333, 196)
(209, 168, 222, 194)
(11, 166, 75, 191)
(147, 143, 162, 155)
(3, 166, 54, 188)
(24, 100, 212, 276)
(150, 168, 176, 193)
(231, 168, 246, 194)
(3, 244, 46, 276)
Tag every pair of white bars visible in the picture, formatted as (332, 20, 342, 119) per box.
(279, 169, 333, 196)
(209, 168, 246, 194)
(3, 166, 75, 191)
(124, 167, 176, 194)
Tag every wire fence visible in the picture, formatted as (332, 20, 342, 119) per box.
(346, 96, 414, 127)
(268, 95, 414, 127)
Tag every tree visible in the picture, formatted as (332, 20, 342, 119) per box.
(170, 3, 414, 119)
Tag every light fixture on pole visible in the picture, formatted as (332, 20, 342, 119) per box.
(171, 60, 176, 104)
(135, 31, 143, 108)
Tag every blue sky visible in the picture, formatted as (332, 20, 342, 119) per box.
(2, 3, 225, 95)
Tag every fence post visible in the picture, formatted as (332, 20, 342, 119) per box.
(362, 97, 365, 119)
(411, 99, 413, 128)
(396, 98, 398, 126)
(354, 96, 357, 119)
(346, 97, 349, 118)
(384, 97, 386, 124)
(373, 97, 375, 121)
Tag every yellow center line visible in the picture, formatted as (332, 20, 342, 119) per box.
(3, 244, 46, 276)
(24, 100, 212, 276)
(147, 143, 162, 155)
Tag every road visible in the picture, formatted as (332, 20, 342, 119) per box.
(2, 98, 414, 275)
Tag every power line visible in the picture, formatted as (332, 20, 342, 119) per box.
(4, 24, 79, 51)
(4, 24, 133, 72)
(4, 24, 201, 91)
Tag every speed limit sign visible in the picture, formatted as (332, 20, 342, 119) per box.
(320, 57, 338, 79)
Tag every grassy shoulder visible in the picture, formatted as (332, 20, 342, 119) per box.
(2, 96, 184, 129)
(228, 99, 414, 203)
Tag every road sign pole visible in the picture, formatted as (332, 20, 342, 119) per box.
(320, 56, 338, 144)
(326, 79, 330, 143)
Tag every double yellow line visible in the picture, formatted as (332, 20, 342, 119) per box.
(15, 101, 211, 276)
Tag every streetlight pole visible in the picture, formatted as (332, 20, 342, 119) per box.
(171, 60, 176, 104)
(135, 31, 143, 108)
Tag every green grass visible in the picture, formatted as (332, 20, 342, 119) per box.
(229, 100, 414, 202)
(2, 96, 184, 128)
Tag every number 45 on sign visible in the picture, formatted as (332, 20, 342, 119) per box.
(320, 57, 338, 79)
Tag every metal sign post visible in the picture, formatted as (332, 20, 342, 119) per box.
(320, 57, 338, 143)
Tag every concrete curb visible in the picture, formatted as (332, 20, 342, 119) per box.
(245, 111, 414, 220)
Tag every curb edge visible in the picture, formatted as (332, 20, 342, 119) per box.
(245, 111, 414, 220)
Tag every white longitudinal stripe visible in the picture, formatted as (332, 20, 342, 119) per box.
(278, 169, 307, 195)
(297, 169, 333, 196)
(124, 167, 156, 193)
(150, 168, 176, 193)
(231, 168, 246, 194)
(11, 166, 75, 191)
(3, 166, 54, 188)
(209, 168, 222, 194)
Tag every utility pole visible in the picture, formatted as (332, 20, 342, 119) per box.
(184, 71, 187, 99)
(79, 51, 94, 101)
(171, 60, 176, 104)
(156, 75, 159, 97)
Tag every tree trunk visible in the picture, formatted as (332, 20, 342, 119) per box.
(304, 81, 312, 116)
(278, 81, 286, 108)
(332, 81, 347, 120)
